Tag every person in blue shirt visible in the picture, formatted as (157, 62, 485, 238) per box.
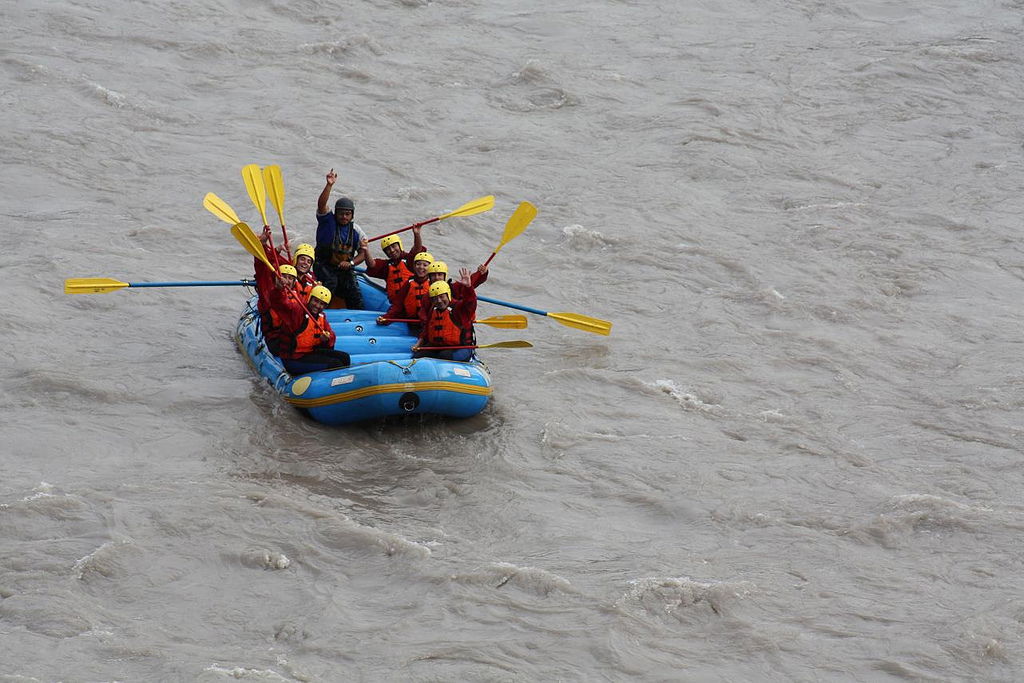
(313, 169, 370, 309)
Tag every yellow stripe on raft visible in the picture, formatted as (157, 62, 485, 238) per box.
(286, 380, 492, 409)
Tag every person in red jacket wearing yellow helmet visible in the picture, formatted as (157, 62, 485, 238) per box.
(377, 251, 434, 326)
(253, 232, 302, 354)
(259, 263, 298, 355)
(254, 250, 298, 315)
(363, 225, 427, 303)
(269, 284, 350, 374)
(412, 272, 477, 362)
(292, 242, 319, 299)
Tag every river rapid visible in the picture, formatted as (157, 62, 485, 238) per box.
(3, 0, 1024, 680)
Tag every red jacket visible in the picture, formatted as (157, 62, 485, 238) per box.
(253, 246, 278, 315)
(254, 247, 290, 349)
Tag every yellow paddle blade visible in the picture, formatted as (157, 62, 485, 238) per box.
(203, 192, 240, 225)
(493, 201, 537, 254)
(438, 195, 495, 220)
(231, 222, 274, 271)
(64, 277, 130, 294)
(263, 165, 286, 226)
(479, 340, 533, 349)
(241, 164, 269, 227)
(548, 311, 612, 336)
(477, 315, 528, 329)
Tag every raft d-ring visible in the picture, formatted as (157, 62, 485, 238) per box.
(385, 359, 417, 374)
(368, 338, 377, 345)
(355, 324, 364, 333)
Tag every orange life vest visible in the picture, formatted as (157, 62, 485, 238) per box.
(295, 313, 331, 357)
(276, 312, 331, 359)
(424, 306, 473, 347)
(295, 273, 316, 299)
(402, 277, 430, 318)
(386, 260, 413, 302)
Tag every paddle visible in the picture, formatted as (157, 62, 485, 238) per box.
(476, 293, 612, 336)
(416, 341, 533, 351)
(241, 164, 285, 269)
(205, 192, 279, 269)
(263, 164, 291, 259)
(366, 195, 495, 243)
(482, 201, 537, 268)
(241, 164, 270, 228)
(379, 315, 528, 329)
(65, 278, 256, 294)
(203, 192, 241, 225)
(231, 222, 276, 272)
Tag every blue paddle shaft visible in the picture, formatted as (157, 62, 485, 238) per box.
(475, 293, 548, 316)
(127, 280, 255, 288)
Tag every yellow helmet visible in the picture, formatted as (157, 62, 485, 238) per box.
(381, 234, 403, 251)
(309, 285, 332, 304)
(413, 251, 434, 264)
(428, 281, 451, 298)
(294, 243, 315, 262)
(278, 264, 298, 277)
(426, 261, 448, 275)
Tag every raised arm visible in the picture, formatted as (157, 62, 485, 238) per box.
(317, 168, 337, 215)
(470, 263, 488, 288)
(454, 268, 478, 321)
(253, 233, 278, 298)
(402, 226, 427, 269)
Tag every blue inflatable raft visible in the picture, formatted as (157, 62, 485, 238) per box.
(234, 275, 492, 425)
